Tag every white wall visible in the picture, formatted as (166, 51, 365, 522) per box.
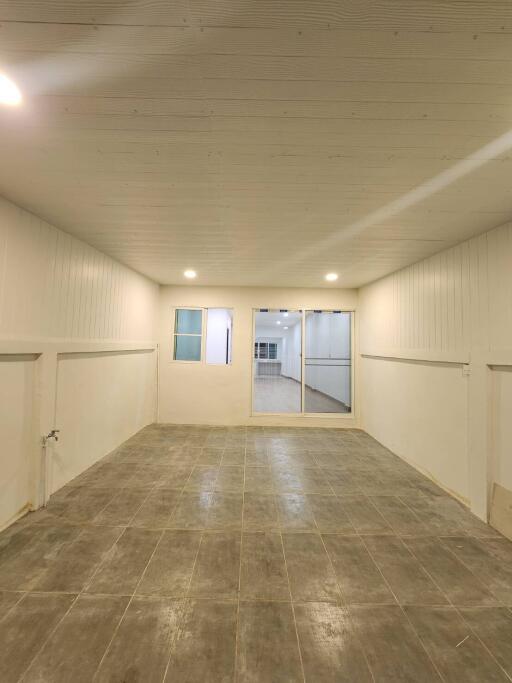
(359, 220, 512, 519)
(361, 357, 468, 498)
(0, 196, 159, 528)
(158, 286, 358, 427)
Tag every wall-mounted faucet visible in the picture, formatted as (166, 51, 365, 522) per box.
(42, 429, 60, 446)
(40, 430, 60, 507)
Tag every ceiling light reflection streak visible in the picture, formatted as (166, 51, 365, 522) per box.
(268, 129, 512, 278)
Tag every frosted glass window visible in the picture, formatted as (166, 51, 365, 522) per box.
(174, 335, 202, 361)
(175, 308, 202, 334)
(173, 308, 202, 361)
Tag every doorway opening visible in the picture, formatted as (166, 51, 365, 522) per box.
(252, 309, 353, 415)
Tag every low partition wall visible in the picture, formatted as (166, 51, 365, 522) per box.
(52, 348, 156, 494)
(0, 342, 157, 530)
(0, 354, 38, 530)
(489, 364, 512, 539)
(361, 353, 470, 504)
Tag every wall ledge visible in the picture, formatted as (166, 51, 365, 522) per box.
(361, 349, 469, 364)
(0, 337, 157, 355)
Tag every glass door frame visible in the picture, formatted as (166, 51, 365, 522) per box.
(251, 307, 355, 417)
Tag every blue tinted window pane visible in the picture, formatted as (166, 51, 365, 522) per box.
(175, 309, 202, 334)
(174, 335, 201, 361)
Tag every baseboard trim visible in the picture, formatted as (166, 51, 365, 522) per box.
(490, 483, 512, 541)
(0, 502, 32, 533)
(361, 429, 470, 508)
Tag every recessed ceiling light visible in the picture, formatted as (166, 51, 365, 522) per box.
(276, 320, 281, 325)
(325, 272, 338, 282)
(184, 269, 197, 279)
(0, 73, 22, 106)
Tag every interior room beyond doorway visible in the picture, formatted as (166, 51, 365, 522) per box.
(252, 309, 352, 415)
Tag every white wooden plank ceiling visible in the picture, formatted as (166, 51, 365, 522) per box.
(1, 0, 512, 287)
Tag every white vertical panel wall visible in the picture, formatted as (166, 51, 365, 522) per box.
(0, 196, 159, 529)
(0, 197, 157, 342)
(359, 220, 512, 515)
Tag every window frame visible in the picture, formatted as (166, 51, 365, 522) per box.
(171, 307, 233, 366)
(172, 307, 205, 363)
(254, 341, 278, 360)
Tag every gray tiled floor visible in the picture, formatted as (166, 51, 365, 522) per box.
(1, 425, 512, 682)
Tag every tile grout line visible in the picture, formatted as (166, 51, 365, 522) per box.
(278, 529, 307, 683)
(17, 520, 127, 683)
(88, 437, 196, 683)
(15, 516, 122, 682)
(0, 591, 26, 626)
(160, 437, 213, 683)
(358, 533, 448, 683)
(89, 524, 166, 682)
(233, 441, 247, 683)
(149, 441, 204, 683)
(403, 537, 512, 683)
(311, 500, 379, 683)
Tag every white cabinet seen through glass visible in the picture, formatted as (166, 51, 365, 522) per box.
(252, 309, 352, 415)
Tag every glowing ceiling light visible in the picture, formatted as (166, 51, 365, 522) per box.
(184, 269, 197, 279)
(325, 272, 338, 282)
(0, 74, 22, 106)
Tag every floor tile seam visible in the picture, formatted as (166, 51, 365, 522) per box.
(435, 535, 510, 607)
(80, 481, 147, 525)
(233, 445, 248, 683)
(33, 522, 126, 596)
(160, 508, 208, 683)
(86, 444, 180, 672)
(358, 533, 448, 683)
(313, 511, 378, 681)
(365, 497, 431, 535)
(404, 567, 512, 683)
(451, 603, 512, 680)
(278, 530, 307, 683)
(396, 495, 467, 536)
(0, 590, 27, 626)
(16, 590, 81, 682)
(158, 466, 195, 530)
(90, 526, 166, 682)
(110, 483, 162, 529)
(160, 572, 201, 683)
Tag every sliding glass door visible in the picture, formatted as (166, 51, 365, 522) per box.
(304, 311, 351, 413)
(252, 309, 303, 413)
(252, 308, 352, 415)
